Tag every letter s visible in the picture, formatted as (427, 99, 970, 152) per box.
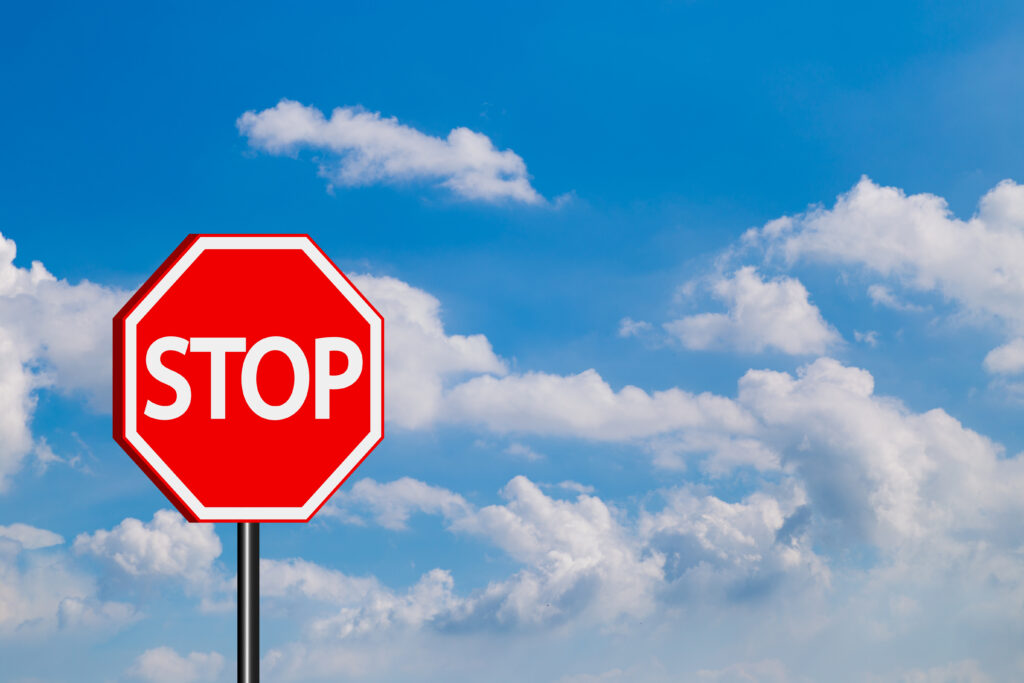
(144, 336, 191, 420)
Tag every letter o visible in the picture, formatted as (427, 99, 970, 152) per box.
(240, 337, 310, 420)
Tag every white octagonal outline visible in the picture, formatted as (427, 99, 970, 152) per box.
(121, 235, 383, 521)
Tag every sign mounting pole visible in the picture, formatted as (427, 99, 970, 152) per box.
(238, 522, 259, 683)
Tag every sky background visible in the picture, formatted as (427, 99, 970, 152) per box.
(3, 2, 1024, 681)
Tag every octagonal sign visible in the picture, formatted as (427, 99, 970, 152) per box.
(113, 235, 383, 522)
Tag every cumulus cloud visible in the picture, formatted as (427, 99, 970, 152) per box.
(736, 358, 1024, 552)
(640, 483, 825, 600)
(747, 177, 1024, 331)
(0, 233, 126, 401)
(453, 476, 665, 626)
(126, 647, 224, 683)
(0, 231, 125, 490)
(73, 510, 224, 592)
(665, 267, 840, 355)
(238, 99, 544, 203)
(983, 338, 1024, 374)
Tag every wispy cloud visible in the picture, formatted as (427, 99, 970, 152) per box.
(238, 99, 545, 204)
(867, 284, 926, 312)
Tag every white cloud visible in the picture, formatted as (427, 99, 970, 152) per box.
(296, 474, 668, 636)
(0, 231, 126, 490)
(444, 368, 753, 440)
(0, 334, 37, 490)
(261, 465, 839, 683)
(854, 330, 879, 347)
(73, 510, 223, 591)
(261, 556, 388, 606)
(748, 177, 1024, 331)
(736, 358, 1024, 553)
(238, 99, 544, 203)
(552, 480, 595, 495)
(261, 558, 463, 679)
(504, 441, 544, 461)
(263, 638, 441, 682)
(867, 284, 925, 312)
(556, 661, 675, 683)
(695, 660, 795, 683)
(887, 660, 993, 683)
(350, 273, 507, 429)
(983, 338, 1024, 374)
(0, 233, 126, 401)
(293, 566, 459, 640)
(665, 267, 839, 355)
(559, 662, 797, 683)
(618, 317, 653, 338)
(126, 647, 224, 683)
(0, 524, 134, 634)
(453, 476, 665, 627)
(326, 477, 472, 531)
(0, 523, 63, 549)
(639, 483, 824, 596)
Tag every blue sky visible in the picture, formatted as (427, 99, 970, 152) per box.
(4, 2, 1024, 681)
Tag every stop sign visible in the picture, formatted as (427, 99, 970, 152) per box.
(113, 235, 383, 522)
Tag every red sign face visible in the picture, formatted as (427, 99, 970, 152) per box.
(113, 235, 384, 522)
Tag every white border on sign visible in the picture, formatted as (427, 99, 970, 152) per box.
(123, 235, 383, 521)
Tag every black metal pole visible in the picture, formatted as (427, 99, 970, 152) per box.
(238, 522, 259, 683)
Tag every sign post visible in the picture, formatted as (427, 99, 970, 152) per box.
(238, 523, 258, 683)
(113, 234, 384, 682)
